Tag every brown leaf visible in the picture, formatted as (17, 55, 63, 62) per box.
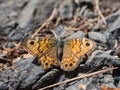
(101, 85, 120, 90)
(78, 84, 86, 90)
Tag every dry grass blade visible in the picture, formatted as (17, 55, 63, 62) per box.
(95, 0, 107, 25)
(39, 67, 117, 90)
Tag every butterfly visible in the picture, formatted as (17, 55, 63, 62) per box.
(25, 37, 96, 71)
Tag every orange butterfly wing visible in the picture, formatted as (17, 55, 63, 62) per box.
(60, 38, 96, 71)
(25, 37, 60, 70)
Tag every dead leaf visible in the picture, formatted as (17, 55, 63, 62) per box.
(78, 84, 86, 90)
(101, 85, 120, 90)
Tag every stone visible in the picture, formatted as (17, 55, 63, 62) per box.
(32, 69, 59, 89)
(58, 0, 75, 20)
(88, 31, 107, 43)
(66, 31, 85, 40)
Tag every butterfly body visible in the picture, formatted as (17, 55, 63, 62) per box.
(25, 37, 96, 71)
(57, 38, 64, 48)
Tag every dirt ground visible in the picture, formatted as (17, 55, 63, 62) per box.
(0, 0, 120, 90)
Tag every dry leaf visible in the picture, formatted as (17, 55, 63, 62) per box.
(101, 85, 120, 90)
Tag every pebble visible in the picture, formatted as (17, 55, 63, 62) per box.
(88, 31, 107, 43)
(0, 57, 46, 90)
(53, 25, 64, 39)
(117, 80, 120, 87)
(32, 69, 59, 89)
(7, 32, 23, 41)
(58, 0, 75, 20)
(18, 0, 39, 28)
(8, 11, 18, 17)
(106, 9, 120, 32)
(66, 31, 85, 40)
(7, 20, 17, 27)
(0, 83, 8, 90)
(84, 50, 120, 71)
(6, 42, 15, 48)
(104, 74, 114, 83)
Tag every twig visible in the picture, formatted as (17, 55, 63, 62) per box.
(55, 17, 61, 27)
(63, 22, 89, 31)
(39, 67, 117, 90)
(95, 0, 107, 25)
(31, 8, 58, 38)
(113, 39, 118, 49)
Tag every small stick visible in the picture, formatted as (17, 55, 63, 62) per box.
(95, 0, 107, 25)
(39, 67, 117, 90)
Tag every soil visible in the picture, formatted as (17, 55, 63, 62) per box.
(0, 0, 120, 90)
